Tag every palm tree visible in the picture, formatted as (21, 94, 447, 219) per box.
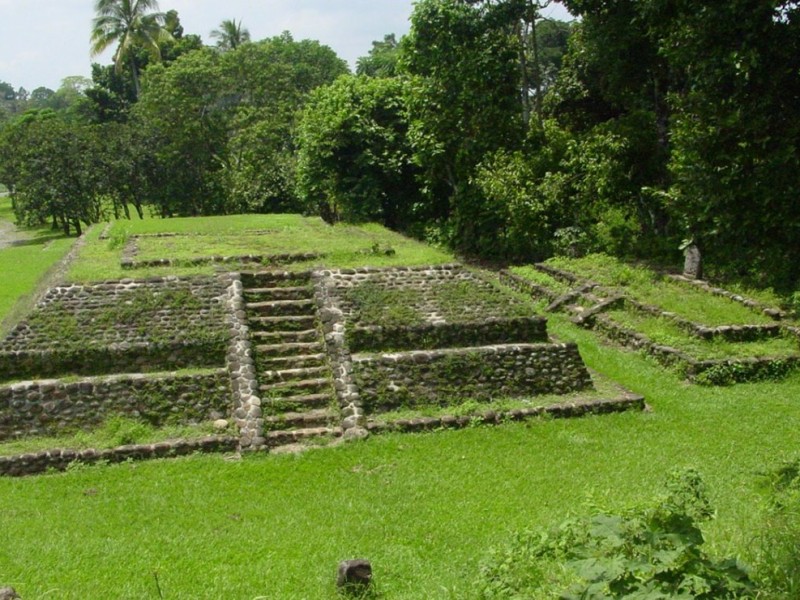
(210, 19, 251, 52)
(90, 0, 173, 98)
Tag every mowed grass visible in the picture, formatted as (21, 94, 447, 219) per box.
(0, 196, 75, 328)
(3, 315, 800, 599)
(67, 215, 454, 282)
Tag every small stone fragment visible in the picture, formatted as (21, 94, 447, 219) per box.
(343, 427, 369, 442)
(337, 559, 372, 591)
(0, 587, 20, 600)
(213, 419, 229, 431)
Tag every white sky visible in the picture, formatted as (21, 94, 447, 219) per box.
(0, 0, 572, 92)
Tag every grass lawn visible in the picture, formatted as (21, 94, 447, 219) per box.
(0, 196, 75, 329)
(2, 314, 800, 599)
(68, 215, 454, 282)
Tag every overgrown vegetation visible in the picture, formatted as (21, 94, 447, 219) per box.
(0, 414, 229, 458)
(476, 469, 753, 599)
(17, 285, 226, 350)
(344, 276, 533, 330)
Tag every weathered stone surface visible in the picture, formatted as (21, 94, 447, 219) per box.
(343, 427, 369, 441)
(352, 343, 593, 412)
(0, 586, 20, 599)
(337, 559, 372, 590)
(0, 370, 230, 441)
(683, 244, 703, 279)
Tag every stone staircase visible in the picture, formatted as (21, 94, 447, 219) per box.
(241, 271, 341, 447)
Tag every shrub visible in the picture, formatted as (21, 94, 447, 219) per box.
(476, 469, 754, 599)
(750, 459, 800, 599)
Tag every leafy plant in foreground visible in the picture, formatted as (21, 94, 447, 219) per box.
(477, 469, 753, 599)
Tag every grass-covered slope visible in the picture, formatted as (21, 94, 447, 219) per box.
(68, 215, 454, 282)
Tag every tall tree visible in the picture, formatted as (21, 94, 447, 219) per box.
(90, 0, 173, 98)
(210, 19, 251, 52)
(399, 0, 523, 254)
(356, 34, 400, 78)
(297, 75, 422, 227)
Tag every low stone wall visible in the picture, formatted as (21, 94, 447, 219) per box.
(224, 272, 264, 450)
(592, 313, 800, 384)
(1, 276, 228, 351)
(348, 317, 548, 352)
(667, 274, 786, 320)
(0, 275, 230, 380)
(498, 270, 560, 303)
(0, 435, 238, 477)
(0, 369, 231, 440)
(366, 395, 645, 434)
(121, 252, 324, 270)
(0, 340, 226, 381)
(352, 343, 593, 413)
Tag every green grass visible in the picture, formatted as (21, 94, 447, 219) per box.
(2, 317, 800, 598)
(546, 254, 776, 326)
(344, 276, 533, 329)
(0, 196, 75, 329)
(607, 308, 799, 360)
(509, 264, 572, 295)
(0, 416, 230, 457)
(68, 216, 454, 282)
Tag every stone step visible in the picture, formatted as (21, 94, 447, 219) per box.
(251, 329, 319, 344)
(248, 315, 317, 333)
(246, 299, 316, 316)
(264, 392, 333, 411)
(265, 426, 342, 447)
(256, 353, 328, 370)
(244, 287, 312, 302)
(241, 271, 312, 287)
(263, 408, 338, 430)
(260, 365, 330, 384)
(255, 342, 324, 358)
(261, 377, 331, 396)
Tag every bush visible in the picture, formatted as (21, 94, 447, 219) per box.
(476, 469, 753, 599)
(750, 459, 800, 599)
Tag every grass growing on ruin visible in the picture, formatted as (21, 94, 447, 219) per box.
(369, 370, 628, 424)
(67, 216, 454, 282)
(3, 319, 800, 598)
(0, 415, 230, 457)
(344, 274, 534, 329)
(546, 254, 777, 326)
(607, 308, 799, 360)
(509, 264, 572, 294)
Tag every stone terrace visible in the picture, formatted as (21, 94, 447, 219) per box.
(1, 263, 644, 475)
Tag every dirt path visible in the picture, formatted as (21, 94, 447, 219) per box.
(0, 193, 29, 250)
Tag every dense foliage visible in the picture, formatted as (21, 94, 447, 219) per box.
(2, 0, 800, 290)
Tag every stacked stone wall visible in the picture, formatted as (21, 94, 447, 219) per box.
(0, 369, 230, 440)
(324, 264, 532, 326)
(352, 343, 593, 413)
(0, 276, 229, 380)
(348, 317, 547, 353)
(0, 435, 238, 477)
